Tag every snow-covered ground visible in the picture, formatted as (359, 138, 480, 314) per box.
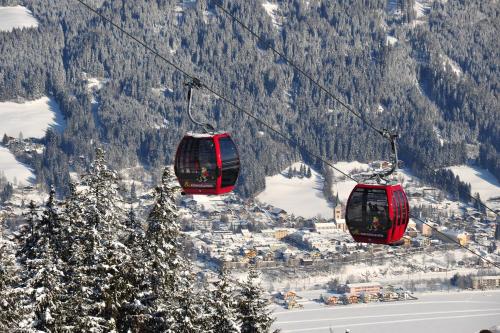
(440, 54, 462, 77)
(273, 290, 500, 333)
(0, 96, 64, 138)
(414, 0, 431, 19)
(448, 165, 500, 209)
(386, 35, 398, 46)
(262, 1, 283, 30)
(0, 96, 64, 185)
(257, 162, 333, 219)
(0, 147, 34, 186)
(0, 6, 39, 32)
(82, 72, 109, 92)
(330, 161, 369, 203)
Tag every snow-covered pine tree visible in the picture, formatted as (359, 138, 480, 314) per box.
(66, 148, 131, 332)
(0, 229, 23, 331)
(237, 266, 276, 333)
(306, 166, 312, 178)
(18, 188, 65, 331)
(117, 203, 150, 332)
(207, 268, 241, 333)
(18, 200, 39, 264)
(140, 167, 207, 332)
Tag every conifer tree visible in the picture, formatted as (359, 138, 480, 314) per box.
(66, 148, 129, 332)
(208, 268, 241, 333)
(0, 231, 22, 331)
(237, 266, 276, 333)
(18, 188, 65, 331)
(142, 167, 207, 332)
(306, 166, 312, 178)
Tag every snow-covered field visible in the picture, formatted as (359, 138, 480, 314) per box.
(257, 162, 332, 219)
(0, 147, 34, 186)
(0, 96, 64, 138)
(273, 290, 500, 333)
(448, 165, 500, 209)
(0, 6, 39, 32)
(0, 96, 64, 185)
(330, 161, 369, 203)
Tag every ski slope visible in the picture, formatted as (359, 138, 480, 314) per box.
(448, 165, 500, 207)
(257, 162, 332, 219)
(0, 6, 39, 32)
(273, 290, 500, 333)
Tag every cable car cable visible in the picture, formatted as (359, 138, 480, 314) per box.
(212, 1, 386, 139)
(410, 214, 499, 269)
(214, 1, 499, 217)
(74, 0, 357, 183)
(419, 164, 498, 217)
(74, 0, 499, 269)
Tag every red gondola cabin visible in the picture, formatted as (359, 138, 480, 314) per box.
(174, 132, 240, 195)
(345, 183, 409, 244)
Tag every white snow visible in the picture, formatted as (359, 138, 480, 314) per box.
(152, 86, 174, 96)
(82, 72, 109, 92)
(447, 165, 500, 205)
(273, 290, 500, 333)
(0, 147, 34, 186)
(440, 54, 462, 77)
(0, 96, 64, 186)
(262, 1, 283, 30)
(86, 77, 108, 91)
(377, 104, 385, 113)
(257, 162, 332, 219)
(386, 35, 398, 46)
(433, 126, 446, 146)
(329, 161, 370, 204)
(0, 96, 64, 139)
(0, 6, 39, 32)
(414, 0, 431, 19)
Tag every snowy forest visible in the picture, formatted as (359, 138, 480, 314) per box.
(0, 149, 276, 332)
(0, 0, 498, 199)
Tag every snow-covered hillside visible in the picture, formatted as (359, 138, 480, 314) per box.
(0, 97, 64, 185)
(0, 147, 34, 186)
(448, 165, 500, 209)
(0, 97, 64, 138)
(257, 162, 332, 219)
(330, 161, 369, 203)
(0, 6, 39, 32)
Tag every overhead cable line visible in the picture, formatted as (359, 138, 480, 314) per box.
(421, 164, 498, 216)
(215, 1, 499, 218)
(74, 0, 499, 269)
(411, 215, 499, 269)
(212, 1, 386, 138)
(73, 0, 356, 183)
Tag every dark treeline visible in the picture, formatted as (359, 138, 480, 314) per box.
(0, 149, 276, 332)
(0, 0, 497, 198)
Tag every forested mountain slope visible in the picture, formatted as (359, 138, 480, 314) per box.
(0, 0, 498, 197)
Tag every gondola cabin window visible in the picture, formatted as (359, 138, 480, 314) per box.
(176, 137, 217, 189)
(346, 188, 391, 238)
(219, 136, 240, 188)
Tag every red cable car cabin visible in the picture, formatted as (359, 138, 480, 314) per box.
(345, 183, 409, 245)
(174, 132, 240, 195)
